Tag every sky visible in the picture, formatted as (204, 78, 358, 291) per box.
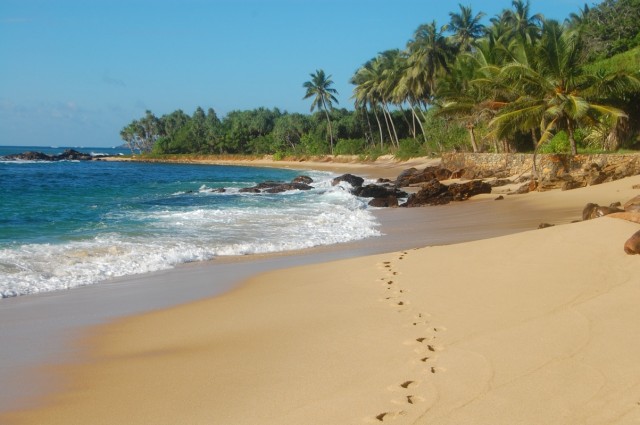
(1, 0, 594, 147)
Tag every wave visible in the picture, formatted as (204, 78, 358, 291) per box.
(0, 177, 380, 298)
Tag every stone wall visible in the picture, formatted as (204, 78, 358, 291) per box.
(443, 152, 640, 178)
(441, 152, 640, 189)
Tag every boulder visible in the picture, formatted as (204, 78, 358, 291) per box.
(400, 179, 490, 207)
(624, 230, 640, 255)
(447, 180, 492, 201)
(332, 174, 364, 188)
(395, 166, 451, 187)
(240, 181, 313, 193)
(401, 179, 450, 207)
(292, 175, 313, 184)
(354, 184, 407, 199)
(55, 149, 92, 161)
(624, 195, 640, 213)
(582, 203, 624, 220)
(368, 196, 399, 208)
(6, 151, 53, 161)
(561, 179, 585, 191)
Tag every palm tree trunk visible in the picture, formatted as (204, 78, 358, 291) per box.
(567, 118, 577, 155)
(383, 103, 400, 148)
(321, 99, 334, 155)
(467, 123, 479, 153)
(372, 106, 385, 150)
(411, 105, 428, 144)
(381, 106, 395, 148)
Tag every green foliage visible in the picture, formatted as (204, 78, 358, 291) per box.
(539, 131, 571, 153)
(121, 0, 640, 158)
(586, 46, 640, 75)
(580, 0, 640, 60)
(333, 138, 365, 155)
(395, 138, 426, 160)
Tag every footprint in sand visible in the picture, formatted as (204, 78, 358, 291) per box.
(429, 366, 446, 374)
(374, 411, 406, 422)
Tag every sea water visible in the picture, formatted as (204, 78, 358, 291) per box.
(0, 147, 380, 298)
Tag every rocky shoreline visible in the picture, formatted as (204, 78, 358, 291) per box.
(1, 149, 111, 161)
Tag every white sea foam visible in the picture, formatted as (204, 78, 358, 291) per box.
(0, 175, 380, 298)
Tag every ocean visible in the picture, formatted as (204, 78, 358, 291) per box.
(0, 146, 380, 298)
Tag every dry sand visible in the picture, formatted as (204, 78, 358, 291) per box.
(111, 154, 442, 180)
(3, 164, 640, 424)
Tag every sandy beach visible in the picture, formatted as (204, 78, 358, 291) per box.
(2, 159, 640, 425)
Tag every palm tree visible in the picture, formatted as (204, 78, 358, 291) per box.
(447, 4, 486, 53)
(502, 0, 544, 45)
(489, 20, 633, 158)
(406, 21, 456, 97)
(303, 69, 339, 154)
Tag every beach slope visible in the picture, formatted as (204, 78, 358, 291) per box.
(4, 210, 640, 424)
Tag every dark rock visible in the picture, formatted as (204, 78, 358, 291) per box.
(376, 178, 392, 183)
(55, 149, 92, 161)
(610, 202, 622, 208)
(239, 187, 261, 193)
(332, 174, 364, 188)
(292, 175, 313, 184)
(538, 223, 555, 229)
(512, 180, 537, 194)
(489, 179, 512, 188)
(447, 180, 492, 201)
(368, 196, 399, 208)
(395, 166, 451, 187)
(400, 179, 490, 207)
(624, 195, 640, 213)
(495, 195, 504, 201)
(401, 179, 450, 207)
(354, 184, 407, 199)
(632, 184, 640, 189)
(582, 203, 624, 220)
(561, 179, 585, 191)
(624, 230, 640, 254)
(239, 181, 312, 193)
(5, 151, 53, 161)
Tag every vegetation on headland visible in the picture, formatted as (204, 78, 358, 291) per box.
(120, 0, 640, 159)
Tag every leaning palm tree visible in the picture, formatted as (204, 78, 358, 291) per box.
(303, 69, 339, 154)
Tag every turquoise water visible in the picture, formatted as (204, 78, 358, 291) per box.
(0, 147, 380, 297)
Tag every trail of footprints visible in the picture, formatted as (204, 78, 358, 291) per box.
(372, 251, 446, 422)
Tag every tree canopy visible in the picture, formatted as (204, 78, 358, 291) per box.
(122, 0, 640, 158)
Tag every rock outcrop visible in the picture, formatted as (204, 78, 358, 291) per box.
(3, 149, 94, 161)
(332, 174, 364, 188)
(624, 230, 640, 255)
(401, 179, 492, 207)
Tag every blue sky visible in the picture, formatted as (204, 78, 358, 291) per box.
(1, 0, 593, 147)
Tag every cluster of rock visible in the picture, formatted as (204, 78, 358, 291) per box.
(330, 168, 493, 208)
(239, 176, 314, 194)
(3, 149, 95, 161)
(577, 195, 640, 255)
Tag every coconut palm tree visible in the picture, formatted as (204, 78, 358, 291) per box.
(447, 4, 486, 53)
(502, 0, 544, 45)
(303, 69, 339, 154)
(489, 20, 633, 157)
(406, 21, 456, 97)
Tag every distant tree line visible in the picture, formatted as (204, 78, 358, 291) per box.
(121, 0, 640, 158)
